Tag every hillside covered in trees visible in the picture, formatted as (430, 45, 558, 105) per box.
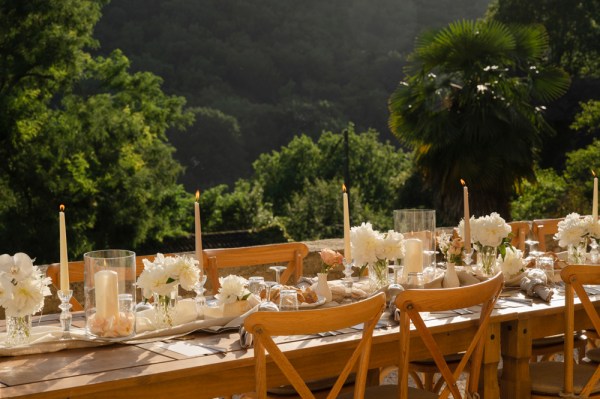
(94, 0, 492, 190)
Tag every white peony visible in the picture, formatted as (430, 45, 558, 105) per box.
(0, 253, 50, 317)
(470, 213, 511, 248)
(378, 230, 405, 260)
(500, 247, 524, 278)
(215, 275, 249, 304)
(555, 213, 587, 247)
(350, 222, 384, 267)
(136, 253, 201, 299)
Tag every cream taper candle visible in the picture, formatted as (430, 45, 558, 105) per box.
(94, 269, 119, 321)
(593, 171, 598, 223)
(461, 180, 471, 252)
(404, 238, 423, 275)
(195, 190, 204, 269)
(59, 204, 69, 292)
(342, 185, 351, 261)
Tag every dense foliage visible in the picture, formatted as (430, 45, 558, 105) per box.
(94, 0, 491, 191)
(0, 0, 194, 262)
(200, 127, 413, 240)
(388, 20, 569, 224)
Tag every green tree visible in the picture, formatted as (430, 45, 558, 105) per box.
(510, 167, 569, 220)
(388, 20, 569, 224)
(203, 126, 412, 240)
(0, 1, 194, 262)
(487, 0, 600, 77)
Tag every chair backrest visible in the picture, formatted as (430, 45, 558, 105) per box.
(203, 242, 309, 293)
(243, 292, 386, 399)
(45, 253, 175, 311)
(508, 221, 530, 251)
(532, 218, 563, 252)
(395, 272, 503, 399)
(561, 265, 600, 397)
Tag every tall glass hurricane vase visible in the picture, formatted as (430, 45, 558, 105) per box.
(368, 259, 389, 292)
(479, 246, 497, 277)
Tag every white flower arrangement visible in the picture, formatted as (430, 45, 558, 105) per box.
(350, 222, 405, 267)
(555, 213, 600, 247)
(136, 253, 200, 299)
(499, 247, 524, 278)
(0, 253, 51, 317)
(467, 212, 512, 248)
(215, 274, 251, 305)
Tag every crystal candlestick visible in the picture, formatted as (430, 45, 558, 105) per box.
(57, 290, 73, 339)
(193, 274, 208, 318)
(462, 250, 474, 273)
(342, 258, 354, 303)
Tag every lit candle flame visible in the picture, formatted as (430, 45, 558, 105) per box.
(460, 179, 466, 186)
(195, 190, 200, 202)
(59, 204, 65, 212)
(593, 170, 596, 178)
(342, 184, 347, 193)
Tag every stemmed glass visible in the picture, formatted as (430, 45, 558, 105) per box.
(269, 265, 287, 285)
(258, 281, 279, 311)
(388, 261, 404, 289)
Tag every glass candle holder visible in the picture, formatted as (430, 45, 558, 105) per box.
(84, 249, 136, 339)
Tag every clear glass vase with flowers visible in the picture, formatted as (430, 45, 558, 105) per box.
(350, 222, 404, 293)
(136, 253, 200, 329)
(459, 212, 512, 277)
(0, 253, 51, 346)
(555, 213, 600, 264)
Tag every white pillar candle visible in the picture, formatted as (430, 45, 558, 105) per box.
(404, 238, 423, 275)
(342, 185, 351, 261)
(95, 270, 119, 321)
(461, 180, 471, 252)
(195, 190, 204, 269)
(59, 205, 69, 292)
(593, 172, 598, 223)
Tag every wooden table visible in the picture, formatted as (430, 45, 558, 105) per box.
(0, 290, 595, 399)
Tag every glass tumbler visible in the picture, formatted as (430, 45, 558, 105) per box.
(536, 256, 555, 287)
(279, 289, 299, 311)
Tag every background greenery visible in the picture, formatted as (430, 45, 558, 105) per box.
(2, 0, 600, 263)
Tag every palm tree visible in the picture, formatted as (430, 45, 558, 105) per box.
(389, 20, 569, 224)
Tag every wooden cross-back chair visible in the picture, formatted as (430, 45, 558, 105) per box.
(243, 292, 386, 399)
(529, 265, 600, 398)
(45, 253, 176, 311)
(203, 242, 309, 294)
(354, 272, 503, 399)
(509, 220, 531, 251)
(532, 218, 564, 252)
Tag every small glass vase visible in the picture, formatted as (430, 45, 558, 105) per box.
(153, 286, 178, 329)
(567, 241, 587, 265)
(479, 245, 497, 277)
(368, 259, 389, 292)
(5, 314, 32, 347)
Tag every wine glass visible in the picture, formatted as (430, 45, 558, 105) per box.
(269, 265, 287, 285)
(388, 262, 404, 289)
(258, 281, 279, 311)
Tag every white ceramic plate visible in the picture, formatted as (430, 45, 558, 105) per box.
(299, 295, 326, 309)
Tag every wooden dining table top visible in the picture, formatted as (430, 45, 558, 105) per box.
(1, 285, 598, 399)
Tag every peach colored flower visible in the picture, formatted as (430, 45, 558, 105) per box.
(319, 249, 343, 273)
